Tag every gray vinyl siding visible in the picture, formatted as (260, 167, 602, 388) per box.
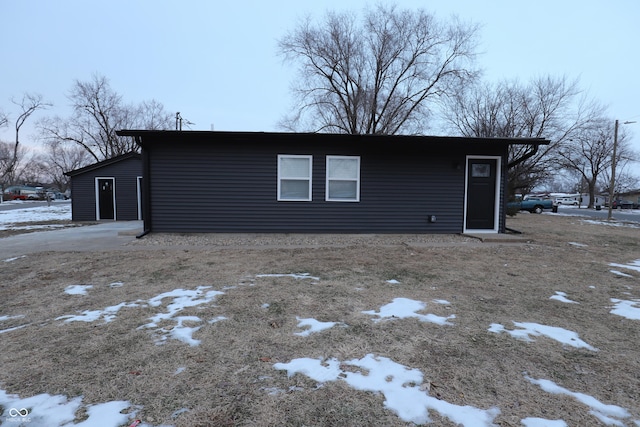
(145, 138, 506, 233)
(69, 156, 141, 221)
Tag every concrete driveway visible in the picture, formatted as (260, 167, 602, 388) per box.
(0, 221, 143, 260)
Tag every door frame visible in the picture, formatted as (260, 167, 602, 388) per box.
(95, 177, 116, 221)
(463, 155, 501, 233)
(136, 176, 143, 221)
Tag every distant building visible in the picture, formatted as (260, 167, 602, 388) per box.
(64, 153, 142, 221)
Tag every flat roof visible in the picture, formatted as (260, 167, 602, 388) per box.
(117, 130, 550, 146)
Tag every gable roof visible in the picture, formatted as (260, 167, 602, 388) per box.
(64, 152, 141, 177)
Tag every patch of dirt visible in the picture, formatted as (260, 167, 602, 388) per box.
(1, 213, 639, 426)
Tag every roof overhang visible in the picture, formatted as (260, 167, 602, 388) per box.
(116, 130, 550, 149)
(64, 152, 141, 177)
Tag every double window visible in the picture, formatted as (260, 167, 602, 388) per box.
(277, 155, 360, 202)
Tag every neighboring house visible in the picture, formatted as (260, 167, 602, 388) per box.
(64, 152, 142, 221)
(618, 189, 640, 204)
(117, 130, 549, 234)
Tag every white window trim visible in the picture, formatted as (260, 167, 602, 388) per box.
(277, 154, 313, 201)
(325, 155, 361, 202)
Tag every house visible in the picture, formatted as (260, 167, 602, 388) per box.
(617, 189, 640, 205)
(64, 152, 142, 221)
(116, 130, 549, 234)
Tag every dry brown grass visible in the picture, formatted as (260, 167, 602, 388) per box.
(1, 213, 639, 426)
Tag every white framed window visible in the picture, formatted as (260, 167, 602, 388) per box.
(326, 156, 360, 202)
(277, 155, 312, 201)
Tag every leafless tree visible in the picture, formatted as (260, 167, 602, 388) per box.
(0, 141, 24, 187)
(443, 76, 600, 195)
(0, 108, 8, 128)
(278, 4, 480, 134)
(0, 94, 51, 195)
(38, 74, 173, 162)
(39, 140, 92, 192)
(554, 118, 637, 207)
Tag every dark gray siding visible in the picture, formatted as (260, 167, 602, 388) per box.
(69, 156, 141, 221)
(146, 137, 506, 233)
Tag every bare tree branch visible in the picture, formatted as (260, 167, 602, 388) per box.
(0, 93, 51, 191)
(37, 73, 173, 162)
(278, 4, 480, 135)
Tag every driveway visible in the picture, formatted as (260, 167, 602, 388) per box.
(0, 221, 143, 260)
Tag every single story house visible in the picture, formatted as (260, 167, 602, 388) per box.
(64, 152, 142, 221)
(116, 130, 549, 234)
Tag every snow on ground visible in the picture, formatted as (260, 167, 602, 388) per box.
(274, 354, 500, 426)
(3, 255, 26, 262)
(294, 317, 345, 336)
(526, 375, 635, 426)
(610, 299, 640, 320)
(583, 219, 640, 229)
(2, 252, 640, 426)
(55, 285, 226, 346)
(550, 291, 579, 304)
(362, 297, 456, 325)
(611, 270, 635, 278)
(488, 322, 597, 351)
(568, 241, 588, 247)
(64, 284, 93, 295)
(0, 388, 166, 427)
(2, 204, 639, 425)
(0, 202, 71, 230)
(610, 259, 640, 273)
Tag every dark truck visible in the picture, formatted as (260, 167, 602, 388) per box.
(507, 197, 553, 214)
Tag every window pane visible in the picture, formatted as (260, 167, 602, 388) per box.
(328, 158, 358, 179)
(280, 180, 310, 200)
(328, 180, 357, 200)
(281, 157, 310, 178)
(471, 163, 491, 178)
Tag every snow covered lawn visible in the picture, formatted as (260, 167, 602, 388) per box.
(0, 201, 73, 235)
(1, 211, 639, 426)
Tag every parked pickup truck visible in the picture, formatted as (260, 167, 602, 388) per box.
(507, 197, 553, 214)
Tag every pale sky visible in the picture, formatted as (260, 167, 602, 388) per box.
(1, 0, 639, 157)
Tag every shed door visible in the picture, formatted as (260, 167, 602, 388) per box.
(96, 178, 115, 220)
(465, 157, 499, 232)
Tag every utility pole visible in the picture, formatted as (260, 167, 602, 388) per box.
(607, 120, 619, 220)
(607, 120, 636, 220)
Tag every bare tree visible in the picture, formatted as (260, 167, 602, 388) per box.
(443, 76, 599, 195)
(0, 142, 33, 186)
(0, 108, 8, 128)
(39, 140, 92, 192)
(554, 118, 632, 207)
(38, 74, 173, 162)
(278, 4, 480, 134)
(0, 94, 51, 197)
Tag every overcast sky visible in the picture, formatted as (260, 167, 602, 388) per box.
(1, 0, 639, 156)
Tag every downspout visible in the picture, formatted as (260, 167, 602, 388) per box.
(135, 136, 152, 238)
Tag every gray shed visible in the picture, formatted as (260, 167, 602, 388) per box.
(117, 130, 549, 234)
(64, 152, 142, 221)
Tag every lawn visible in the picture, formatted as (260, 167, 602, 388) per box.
(1, 212, 639, 426)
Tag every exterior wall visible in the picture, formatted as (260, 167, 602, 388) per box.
(144, 135, 507, 233)
(69, 156, 141, 221)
